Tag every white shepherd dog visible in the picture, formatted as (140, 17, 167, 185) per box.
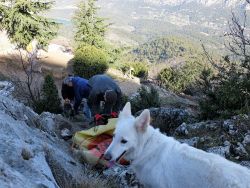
(104, 102, 250, 188)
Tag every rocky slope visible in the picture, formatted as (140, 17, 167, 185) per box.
(175, 116, 250, 163)
(146, 107, 250, 166)
(0, 81, 249, 187)
(0, 82, 140, 188)
(0, 93, 93, 187)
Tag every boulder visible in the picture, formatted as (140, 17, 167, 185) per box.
(231, 143, 249, 160)
(137, 107, 195, 135)
(243, 134, 250, 145)
(103, 165, 142, 188)
(0, 109, 59, 188)
(35, 112, 86, 140)
(0, 94, 125, 188)
(243, 134, 250, 154)
(206, 146, 230, 158)
(45, 148, 115, 188)
(178, 137, 200, 147)
(174, 120, 223, 150)
(174, 115, 250, 162)
(0, 81, 14, 97)
(175, 122, 189, 136)
(0, 93, 38, 127)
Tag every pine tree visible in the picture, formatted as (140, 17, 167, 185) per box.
(0, 0, 59, 49)
(73, 0, 108, 49)
(38, 74, 62, 114)
(0, 0, 59, 110)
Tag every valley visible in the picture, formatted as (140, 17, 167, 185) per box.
(49, 0, 250, 48)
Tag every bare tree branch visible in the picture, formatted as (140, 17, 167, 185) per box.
(6, 48, 43, 108)
(201, 43, 227, 73)
(225, 10, 250, 70)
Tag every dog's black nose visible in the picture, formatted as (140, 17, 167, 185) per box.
(104, 152, 112, 161)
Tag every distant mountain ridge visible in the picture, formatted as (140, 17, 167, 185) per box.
(52, 0, 250, 47)
(143, 0, 245, 7)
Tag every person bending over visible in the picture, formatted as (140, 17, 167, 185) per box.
(87, 74, 122, 116)
(61, 76, 91, 118)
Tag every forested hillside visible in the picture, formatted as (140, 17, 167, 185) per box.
(131, 36, 203, 63)
(50, 0, 250, 48)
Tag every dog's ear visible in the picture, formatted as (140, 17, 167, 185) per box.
(135, 109, 150, 133)
(120, 102, 131, 117)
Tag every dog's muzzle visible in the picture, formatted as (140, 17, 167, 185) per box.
(116, 150, 127, 162)
(104, 150, 127, 162)
(104, 152, 112, 161)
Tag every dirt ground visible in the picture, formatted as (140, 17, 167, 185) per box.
(0, 32, 141, 96)
(0, 33, 197, 113)
(0, 51, 141, 99)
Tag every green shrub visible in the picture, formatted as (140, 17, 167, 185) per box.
(132, 62, 149, 78)
(34, 74, 62, 114)
(158, 66, 176, 90)
(158, 61, 203, 93)
(199, 71, 250, 119)
(197, 67, 214, 94)
(198, 56, 250, 119)
(130, 86, 160, 114)
(199, 93, 220, 120)
(120, 61, 148, 78)
(120, 63, 130, 75)
(199, 11, 250, 119)
(72, 45, 109, 78)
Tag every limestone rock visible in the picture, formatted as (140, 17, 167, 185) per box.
(206, 146, 230, 158)
(0, 94, 123, 188)
(138, 107, 195, 134)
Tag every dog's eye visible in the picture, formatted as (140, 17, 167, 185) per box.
(121, 139, 127, 144)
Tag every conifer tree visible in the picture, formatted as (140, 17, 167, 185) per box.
(73, 0, 108, 49)
(35, 74, 62, 114)
(0, 0, 59, 48)
(0, 0, 59, 110)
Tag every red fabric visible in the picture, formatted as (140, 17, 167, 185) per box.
(88, 134, 129, 165)
(110, 112, 118, 118)
(95, 114, 103, 121)
(94, 112, 118, 126)
(87, 134, 112, 150)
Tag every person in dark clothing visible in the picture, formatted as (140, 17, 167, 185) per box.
(61, 82, 75, 117)
(61, 76, 91, 117)
(87, 74, 122, 115)
(61, 82, 74, 101)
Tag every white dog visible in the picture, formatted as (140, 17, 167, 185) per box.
(104, 102, 250, 188)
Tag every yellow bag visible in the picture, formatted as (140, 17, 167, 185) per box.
(73, 118, 116, 147)
(73, 118, 129, 167)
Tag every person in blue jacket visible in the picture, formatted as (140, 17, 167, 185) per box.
(62, 74, 122, 119)
(61, 76, 91, 118)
